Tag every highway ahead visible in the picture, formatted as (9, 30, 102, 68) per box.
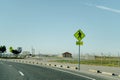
(0, 61, 109, 80)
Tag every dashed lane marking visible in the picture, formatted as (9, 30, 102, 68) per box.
(18, 71, 24, 76)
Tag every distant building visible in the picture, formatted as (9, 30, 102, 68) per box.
(62, 52, 72, 58)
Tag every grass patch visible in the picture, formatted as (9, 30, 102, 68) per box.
(51, 56, 120, 67)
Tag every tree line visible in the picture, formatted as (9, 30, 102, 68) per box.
(0, 45, 22, 57)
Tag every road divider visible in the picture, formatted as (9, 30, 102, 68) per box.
(49, 64, 51, 66)
(118, 75, 120, 77)
(89, 69, 101, 73)
(101, 72, 116, 76)
(89, 69, 118, 76)
(67, 66, 70, 68)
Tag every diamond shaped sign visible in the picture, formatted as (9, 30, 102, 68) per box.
(74, 29, 85, 41)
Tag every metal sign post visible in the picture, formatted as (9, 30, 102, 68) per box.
(74, 29, 85, 70)
(78, 42, 80, 70)
(118, 52, 120, 67)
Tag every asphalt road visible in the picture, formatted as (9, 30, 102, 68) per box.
(0, 61, 109, 80)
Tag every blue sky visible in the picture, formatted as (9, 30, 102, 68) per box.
(0, 0, 120, 55)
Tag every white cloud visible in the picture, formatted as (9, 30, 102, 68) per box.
(96, 5, 120, 13)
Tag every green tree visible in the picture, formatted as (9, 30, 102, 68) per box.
(9, 47, 22, 57)
(0, 45, 6, 57)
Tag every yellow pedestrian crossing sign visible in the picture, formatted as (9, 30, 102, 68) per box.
(74, 29, 85, 70)
(74, 29, 85, 41)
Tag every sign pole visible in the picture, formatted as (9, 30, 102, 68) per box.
(74, 29, 85, 71)
(78, 41, 80, 70)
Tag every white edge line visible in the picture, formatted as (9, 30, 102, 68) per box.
(18, 71, 24, 76)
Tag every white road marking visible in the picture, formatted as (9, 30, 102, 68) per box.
(18, 71, 24, 76)
(9, 65, 12, 67)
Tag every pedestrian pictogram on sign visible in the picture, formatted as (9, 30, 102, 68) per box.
(74, 29, 85, 41)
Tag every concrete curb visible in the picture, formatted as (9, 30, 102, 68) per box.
(101, 72, 116, 76)
(2, 59, 78, 71)
(118, 75, 120, 77)
(89, 69, 117, 76)
(89, 69, 101, 73)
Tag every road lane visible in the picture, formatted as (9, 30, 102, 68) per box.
(0, 61, 109, 80)
(0, 62, 95, 80)
(9, 62, 92, 80)
(0, 61, 24, 80)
